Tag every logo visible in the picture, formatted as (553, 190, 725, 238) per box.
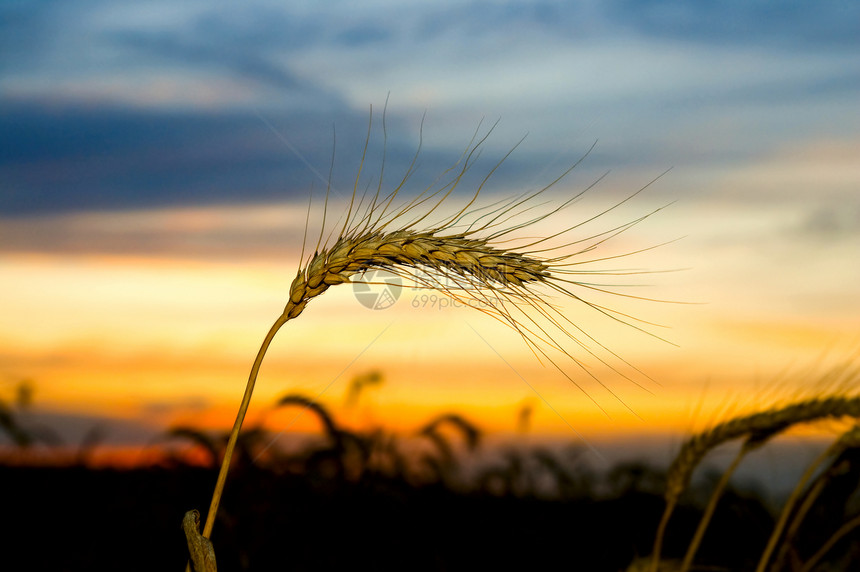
(352, 269, 402, 310)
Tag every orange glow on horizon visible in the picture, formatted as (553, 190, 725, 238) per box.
(3, 162, 859, 449)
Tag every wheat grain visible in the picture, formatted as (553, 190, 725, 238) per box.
(285, 230, 549, 320)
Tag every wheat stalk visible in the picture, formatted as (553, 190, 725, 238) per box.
(678, 434, 769, 572)
(190, 106, 671, 552)
(777, 425, 860, 567)
(650, 393, 860, 572)
(760, 424, 860, 572)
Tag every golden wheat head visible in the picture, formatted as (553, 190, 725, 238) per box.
(283, 108, 677, 412)
(195, 107, 672, 544)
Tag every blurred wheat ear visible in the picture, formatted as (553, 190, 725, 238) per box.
(189, 104, 673, 556)
(650, 385, 860, 572)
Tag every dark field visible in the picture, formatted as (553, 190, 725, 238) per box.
(4, 390, 860, 571)
(1, 454, 779, 571)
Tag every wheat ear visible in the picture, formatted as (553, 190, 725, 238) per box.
(196, 107, 671, 544)
(667, 396, 860, 502)
(650, 394, 860, 572)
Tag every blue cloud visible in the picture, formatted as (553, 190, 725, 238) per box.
(109, 29, 306, 91)
(0, 100, 333, 214)
(1, 0, 858, 217)
(335, 24, 393, 47)
(607, 0, 860, 50)
(1, 98, 572, 216)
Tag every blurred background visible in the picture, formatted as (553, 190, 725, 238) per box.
(2, 0, 859, 470)
(3, 2, 860, 570)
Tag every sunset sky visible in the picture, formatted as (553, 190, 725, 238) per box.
(2, 1, 859, 456)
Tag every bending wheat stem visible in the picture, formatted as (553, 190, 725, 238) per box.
(755, 446, 829, 572)
(202, 310, 290, 538)
(679, 440, 753, 572)
(757, 426, 860, 572)
(649, 497, 676, 572)
(772, 425, 860, 569)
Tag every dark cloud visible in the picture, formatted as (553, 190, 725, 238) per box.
(1, 100, 318, 214)
(1, 98, 583, 216)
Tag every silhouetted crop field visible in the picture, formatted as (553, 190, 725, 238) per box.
(4, 387, 859, 571)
